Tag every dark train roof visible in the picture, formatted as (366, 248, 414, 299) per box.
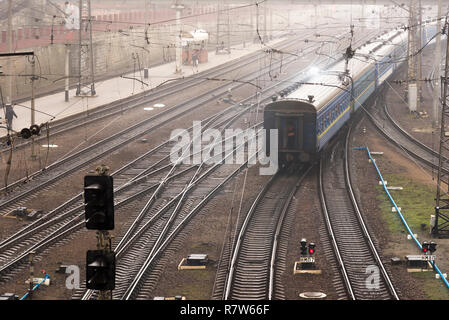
(264, 99, 317, 114)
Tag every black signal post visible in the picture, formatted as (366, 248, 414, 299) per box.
(84, 165, 115, 300)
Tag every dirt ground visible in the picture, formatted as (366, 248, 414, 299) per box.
(351, 116, 449, 300)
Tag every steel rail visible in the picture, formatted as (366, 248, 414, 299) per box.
(318, 149, 356, 300)
(344, 125, 399, 300)
(120, 150, 261, 300)
(268, 166, 311, 300)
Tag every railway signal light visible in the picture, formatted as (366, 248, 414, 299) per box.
(30, 124, 41, 136)
(308, 243, 316, 255)
(20, 128, 32, 139)
(429, 241, 437, 253)
(422, 241, 430, 254)
(20, 125, 41, 139)
(86, 250, 116, 290)
(300, 238, 307, 256)
(84, 175, 114, 230)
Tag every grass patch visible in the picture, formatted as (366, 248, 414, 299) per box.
(376, 174, 435, 234)
(412, 272, 449, 300)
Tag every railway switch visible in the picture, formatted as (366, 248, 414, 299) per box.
(84, 175, 114, 230)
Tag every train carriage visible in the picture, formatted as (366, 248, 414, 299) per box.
(264, 25, 417, 168)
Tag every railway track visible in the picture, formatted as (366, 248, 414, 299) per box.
(78, 125, 265, 300)
(365, 100, 449, 175)
(1, 42, 317, 290)
(0, 32, 302, 153)
(0, 97, 260, 281)
(218, 168, 310, 300)
(0, 27, 381, 217)
(0, 28, 355, 277)
(0, 28, 389, 298)
(0, 35, 322, 217)
(318, 125, 399, 300)
(0, 26, 381, 198)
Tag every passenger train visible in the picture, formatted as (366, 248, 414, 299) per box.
(264, 24, 437, 167)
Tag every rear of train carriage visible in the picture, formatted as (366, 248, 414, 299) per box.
(264, 24, 435, 168)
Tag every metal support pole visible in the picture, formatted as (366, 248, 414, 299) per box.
(433, 0, 442, 127)
(77, 0, 96, 96)
(31, 56, 36, 160)
(172, 3, 184, 74)
(77, 0, 82, 96)
(269, 6, 273, 40)
(227, 1, 230, 54)
(417, 0, 423, 104)
(216, 0, 220, 53)
(250, 2, 254, 43)
(65, 45, 70, 102)
(87, 0, 95, 96)
(407, 0, 418, 112)
(6, 0, 12, 105)
(434, 19, 449, 238)
(264, 2, 267, 42)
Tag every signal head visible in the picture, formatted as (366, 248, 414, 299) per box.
(422, 241, 430, 253)
(308, 242, 316, 255)
(429, 241, 437, 253)
(20, 128, 32, 139)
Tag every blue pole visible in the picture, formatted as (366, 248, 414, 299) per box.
(20, 273, 50, 300)
(355, 146, 449, 290)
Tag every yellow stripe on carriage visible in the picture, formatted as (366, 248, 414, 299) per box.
(318, 80, 376, 140)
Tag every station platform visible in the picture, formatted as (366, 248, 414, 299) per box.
(2, 38, 286, 138)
